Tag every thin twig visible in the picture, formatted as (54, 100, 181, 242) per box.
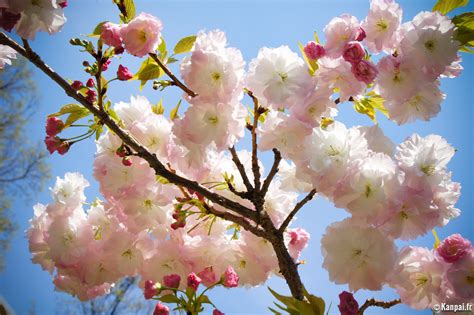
(227, 181, 250, 199)
(247, 90, 262, 193)
(279, 189, 317, 233)
(149, 53, 197, 97)
(229, 146, 253, 193)
(261, 148, 282, 198)
(357, 298, 401, 315)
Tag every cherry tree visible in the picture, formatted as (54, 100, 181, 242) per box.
(1, 0, 473, 314)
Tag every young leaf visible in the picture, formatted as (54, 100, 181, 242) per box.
(432, 0, 468, 15)
(89, 21, 108, 37)
(133, 57, 164, 90)
(452, 12, 474, 47)
(432, 229, 441, 249)
(64, 108, 90, 127)
(152, 99, 165, 115)
(118, 0, 136, 23)
(170, 100, 182, 120)
(158, 37, 167, 59)
(158, 294, 181, 304)
(173, 35, 197, 54)
(49, 104, 87, 118)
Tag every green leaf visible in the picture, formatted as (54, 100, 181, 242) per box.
(353, 92, 388, 122)
(170, 100, 182, 120)
(64, 108, 90, 127)
(89, 21, 107, 37)
(198, 295, 213, 305)
(313, 31, 321, 44)
(49, 104, 85, 117)
(156, 175, 170, 184)
(152, 99, 165, 115)
(432, 0, 468, 15)
(133, 57, 164, 90)
(119, 0, 136, 23)
(173, 35, 197, 54)
(303, 287, 325, 315)
(452, 12, 474, 47)
(158, 294, 180, 304)
(49, 103, 90, 128)
(298, 41, 318, 75)
(158, 37, 167, 60)
(432, 229, 441, 249)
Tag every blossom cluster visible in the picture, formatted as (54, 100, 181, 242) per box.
(8, 0, 470, 312)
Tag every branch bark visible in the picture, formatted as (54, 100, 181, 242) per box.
(357, 298, 401, 314)
(279, 189, 317, 233)
(261, 148, 281, 198)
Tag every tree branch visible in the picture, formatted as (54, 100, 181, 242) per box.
(149, 53, 197, 98)
(229, 146, 253, 194)
(279, 189, 317, 233)
(261, 148, 281, 198)
(247, 90, 262, 193)
(357, 298, 401, 315)
(0, 32, 257, 223)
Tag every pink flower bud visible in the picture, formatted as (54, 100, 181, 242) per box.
(120, 13, 163, 57)
(213, 310, 224, 315)
(222, 266, 239, 288)
(45, 117, 64, 136)
(115, 145, 127, 158)
(351, 60, 378, 84)
(101, 59, 111, 71)
(114, 46, 125, 55)
(86, 78, 95, 88)
(163, 274, 181, 289)
(117, 65, 133, 81)
(338, 291, 358, 315)
(187, 272, 202, 291)
(122, 157, 132, 167)
(437, 234, 472, 263)
(303, 41, 325, 61)
(343, 41, 365, 64)
(144, 280, 161, 299)
(44, 136, 69, 155)
(100, 22, 122, 48)
(58, 0, 68, 8)
(71, 80, 83, 90)
(355, 27, 366, 41)
(153, 303, 169, 315)
(86, 89, 97, 103)
(198, 267, 217, 287)
(0, 8, 21, 32)
(170, 220, 185, 230)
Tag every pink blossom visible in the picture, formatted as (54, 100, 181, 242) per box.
(324, 14, 360, 57)
(144, 280, 160, 299)
(0, 44, 16, 69)
(153, 303, 169, 315)
(117, 65, 133, 81)
(437, 234, 472, 264)
(287, 228, 310, 260)
(45, 117, 64, 136)
(338, 291, 359, 315)
(187, 272, 202, 291)
(446, 251, 474, 300)
(198, 267, 217, 287)
(223, 266, 239, 288)
(342, 41, 365, 64)
(163, 274, 181, 288)
(44, 136, 69, 155)
(120, 13, 163, 57)
(351, 60, 378, 84)
(303, 41, 325, 60)
(100, 22, 122, 48)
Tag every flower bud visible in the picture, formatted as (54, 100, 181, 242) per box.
(58, 0, 68, 8)
(86, 78, 95, 88)
(45, 117, 64, 136)
(101, 59, 111, 71)
(144, 280, 161, 299)
(343, 41, 365, 64)
(355, 27, 366, 41)
(44, 136, 69, 155)
(163, 274, 181, 289)
(213, 310, 224, 315)
(122, 156, 132, 167)
(0, 8, 21, 33)
(187, 272, 202, 291)
(222, 266, 239, 288)
(351, 60, 378, 84)
(437, 234, 472, 263)
(338, 291, 358, 315)
(71, 80, 83, 90)
(198, 267, 217, 287)
(117, 65, 133, 81)
(303, 41, 325, 61)
(100, 22, 123, 48)
(86, 89, 97, 103)
(153, 303, 169, 315)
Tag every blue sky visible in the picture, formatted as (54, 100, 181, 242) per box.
(0, 0, 473, 314)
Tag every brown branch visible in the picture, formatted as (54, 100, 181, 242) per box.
(229, 146, 253, 194)
(261, 148, 281, 198)
(149, 53, 197, 97)
(207, 205, 266, 238)
(247, 90, 262, 194)
(0, 32, 257, 223)
(334, 96, 354, 104)
(227, 181, 251, 199)
(357, 298, 401, 315)
(279, 189, 317, 233)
